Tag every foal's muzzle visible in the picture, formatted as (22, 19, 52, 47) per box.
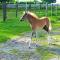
(20, 18, 24, 21)
(20, 17, 23, 21)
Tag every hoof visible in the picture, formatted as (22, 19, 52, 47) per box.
(36, 45, 39, 47)
(29, 47, 31, 49)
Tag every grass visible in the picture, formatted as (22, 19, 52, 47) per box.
(36, 46, 59, 60)
(0, 35, 9, 43)
(0, 8, 60, 60)
(0, 8, 60, 43)
(0, 18, 31, 42)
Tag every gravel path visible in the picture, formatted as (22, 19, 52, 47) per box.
(0, 36, 40, 60)
(0, 30, 60, 60)
(0, 36, 60, 60)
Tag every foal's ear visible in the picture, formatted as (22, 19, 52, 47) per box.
(23, 11, 27, 15)
(25, 10, 27, 13)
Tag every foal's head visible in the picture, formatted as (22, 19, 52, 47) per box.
(20, 11, 38, 21)
(20, 12, 28, 21)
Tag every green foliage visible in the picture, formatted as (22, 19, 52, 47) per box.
(0, 0, 8, 2)
(0, 0, 15, 3)
(41, 0, 56, 3)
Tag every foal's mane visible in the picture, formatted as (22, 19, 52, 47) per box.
(27, 11, 38, 19)
(23, 11, 48, 20)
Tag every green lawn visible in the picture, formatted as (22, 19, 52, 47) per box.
(0, 8, 60, 60)
(36, 46, 57, 60)
(0, 18, 31, 42)
(0, 8, 60, 43)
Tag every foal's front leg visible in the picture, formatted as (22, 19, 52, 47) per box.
(28, 31, 36, 49)
(32, 31, 39, 47)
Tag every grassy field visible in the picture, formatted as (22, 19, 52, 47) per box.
(0, 8, 60, 43)
(0, 8, 60, 60)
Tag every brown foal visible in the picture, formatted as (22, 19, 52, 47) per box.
(20, 11, 51, 37)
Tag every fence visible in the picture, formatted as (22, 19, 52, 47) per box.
(0, 3, 60, 21)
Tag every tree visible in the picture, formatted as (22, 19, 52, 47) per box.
(42, 0, 56, 3)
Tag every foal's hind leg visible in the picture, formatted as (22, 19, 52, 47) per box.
(32, 31, 36, 38)
(43, 26, 52, 45)
(47, 32, 52, 46)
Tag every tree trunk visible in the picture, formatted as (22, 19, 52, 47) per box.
(2, 1, 7, 21)
(16, 2, 18, 17)
(25, 2, 28, 12)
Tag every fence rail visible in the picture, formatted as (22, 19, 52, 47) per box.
(0, 3, 60, 21)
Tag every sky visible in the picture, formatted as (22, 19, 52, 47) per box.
(56, 0, 60, 3)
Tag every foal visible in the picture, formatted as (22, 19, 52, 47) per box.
(20, 11, 51, 36)
(20, 11, 52, 47)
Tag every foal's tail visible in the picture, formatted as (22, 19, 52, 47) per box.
(46, 17, 52, 32)
(49, 20, 52, 31)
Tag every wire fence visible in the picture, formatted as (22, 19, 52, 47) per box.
(0, 3, 60, 21)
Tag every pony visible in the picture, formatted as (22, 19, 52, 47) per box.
(20, 11, 52, 47)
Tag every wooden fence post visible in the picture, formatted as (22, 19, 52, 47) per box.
(16, 2, 18, 17)
(45, 2, 48, 16)
(2, 1, 7, 21)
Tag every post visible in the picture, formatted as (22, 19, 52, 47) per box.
(16, 2, 18, 17)
(51, 3, 53, 17)
(25, 2, 28, 12)
(34, 0, 36, 13)
(45, 2, 48, 16)
(56, 4, 58, 16)
(39, 3, 41, 14)
(29, 0, 31, 10)
(2, 1, 7, 21)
